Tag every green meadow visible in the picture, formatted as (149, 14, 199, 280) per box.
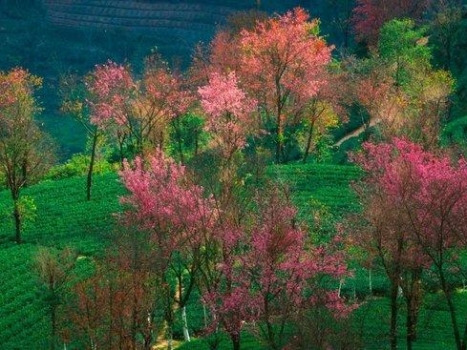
(0, 165, 466, 349)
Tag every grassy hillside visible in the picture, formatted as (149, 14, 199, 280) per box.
(0, 173, 124, 349)
(0, 165, 466, 349)
(269, 163, 362, 216)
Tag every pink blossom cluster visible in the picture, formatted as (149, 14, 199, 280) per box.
(355, 138, 467, 262)
(198, 72, 257, 156)
(120, 150, 214, 252)
(239, 7, 332, 107)
(87, 61, 135, 127)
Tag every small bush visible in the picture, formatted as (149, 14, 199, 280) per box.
(45, 153, 116, 180)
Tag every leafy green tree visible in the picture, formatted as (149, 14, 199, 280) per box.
(352, 19, 453, 147)
(429, 2, 467, 120)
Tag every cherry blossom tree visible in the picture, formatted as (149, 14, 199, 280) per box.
(119, 150, 214, 346)
(194, 8, 334, 164)
(353, 138, 467, 350)
(0, 68, 55, 243)
(86, 60, 135, 166)
(198, 71, 257, 161)
(238, 7, 333, 163)
(352, 140, 427, 350)
(201, 186, 353, 350)
(87, 58, 194, 165)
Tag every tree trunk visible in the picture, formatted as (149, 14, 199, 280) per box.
(406, 302, 413, 350)
(230, 332, 241, 350)
(173, 119, 185, 164)
(389, 282, 399, 350)
(461, 313, 467, 350)
(182, 306, 191, 342)
(13, 198, 22, 244)
(405, 270, 422, 348)
(194, 127, 199, 158)
(86, 132, 98, 201)
(440, 270, 462, 350)
(275, 112, 285, 165)
(275, 79, 283, 164)
(302, 120, 315, 163)
(51, 302, 57, 350)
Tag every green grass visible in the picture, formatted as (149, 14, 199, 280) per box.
(0, 173, 124, 349)
(0, 244, 50, 349)
(268, 163, 362, 218)
(0, 165, 466, 349)
(0, 173, 125, 253)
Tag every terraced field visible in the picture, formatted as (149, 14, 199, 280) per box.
(0, 173, 124, 349)
(268, 163, 362, 216)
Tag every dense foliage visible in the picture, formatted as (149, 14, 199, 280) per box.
(1, 2, 467, 350)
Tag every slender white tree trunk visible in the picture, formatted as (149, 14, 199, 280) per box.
(182, 306, 191, 342)
(338, 279, 344, 298)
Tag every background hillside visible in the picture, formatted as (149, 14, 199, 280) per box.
(0, 0, 352, 157)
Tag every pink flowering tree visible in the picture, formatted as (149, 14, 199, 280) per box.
(87, 58, 194, 164)
(86, 60, 135, 168)
(353, 138, 467, 350)
(119, 149, 214, 345)
(195, 8, 333, 164)
(201, 186, 353, 350)
(245, 188, 351, 349)
(198, 71, 257, 161)
(200, 222, 258, 350)
(238, 7, 333, 163)
(133, 57, 195, 153)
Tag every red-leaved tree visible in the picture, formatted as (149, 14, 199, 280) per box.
(239, 8, 332, 163)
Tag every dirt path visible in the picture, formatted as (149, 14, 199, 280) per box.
(334, 118, 381, 147)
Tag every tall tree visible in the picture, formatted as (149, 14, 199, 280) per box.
(60, 74, 106, 201)
(352, 139, 427, 350)
(197, 8, 334, 164)
(353, 138, 467, 350)
(202, 185, 353, 350)
(238, 8, 332, 163)
(120, 150, 214, 347)
(0, 68, 55, 244)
